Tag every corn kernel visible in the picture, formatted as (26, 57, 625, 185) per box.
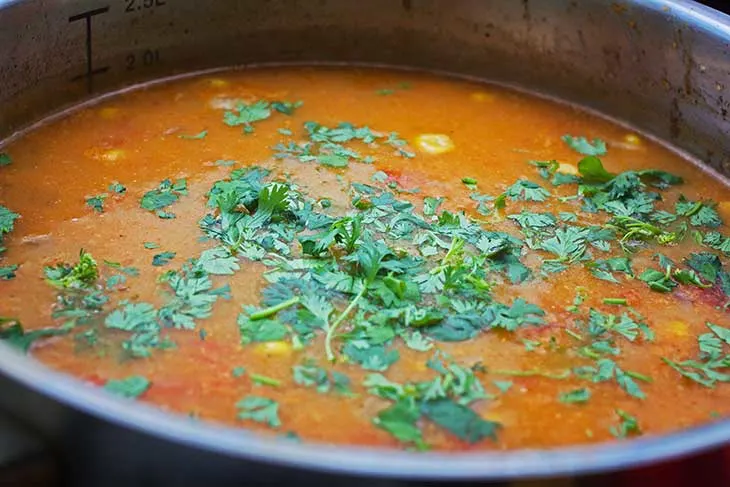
(624, 134, 641, 145)
(98, 107, 120, 119)
(413, 361, 428, 372)
(414, 134, 455, 155)
(209, 96, 237, 110)
(470, 91, 495, 103)
(667, 320, 689, 337)
(100, 149, 126, 162)
(481, 409, 505, 425)
(208, 78, 229, 88)
(253, 341, 292, 357)
(717, 201, 730, 222)
(85, 147, 126, 162)
(558, 163, 579, 175)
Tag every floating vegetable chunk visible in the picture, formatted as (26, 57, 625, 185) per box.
(253, 341, 293, 357)
(414, 133, 455, 155)
(470, 91, 495, 103)
(557, 163, 579, 175)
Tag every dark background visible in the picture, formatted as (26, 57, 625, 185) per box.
(703, 0, 729, 12)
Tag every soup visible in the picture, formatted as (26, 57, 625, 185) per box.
(1, 67, 730, 451)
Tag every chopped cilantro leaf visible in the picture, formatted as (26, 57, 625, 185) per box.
(703, 232, 730, 254)
(103, 260, 139, 277)
(85, 194, 107, 213)
(198, 246, 239, 275)
(0, 264, 18, 280)
(676, 196, 722, 228)
(0, 317, 65, 353)
(686, 252, 722, 282)
(157, 263, 230, 330)
(0, 205, 20, 238)
(0, 153, 10, 166)
(490, 380, 512, 394)
(490, 298, 545, 331)
(224, 100, 271, 134)
(559, 212, 578, 223)
(402, 330, 434, 351)
(423, 197, 445, 217)
(421, 398, 500, 443)
(236, 396, 281, 428)
(562, 135, 607, 156)
(559, 388, 591, 404)
(318, 154, 349, 168)
(663, 322, 730, 387)
(343, 342, 400, 371)
(143, 242, 160, 250)
(152, 251, 176, 267)
(105, 302, 157, 332)
(292, 360, 353, 395)
(103, 375, 151, 399)
(140, 179, 187, 217)
(638, 170, 683, 188)
(238, 315, 288, 344)
(577, 155, 613, 182)
(461, 177, 478, 186)
(505, 179, 550, 202)
(508, 211, 556, 230)
(591, 358, 647, 399)
(374, 400, 425, 448)
(271, 100, 303, 115)
(214, 159, 237, 167)
(610, 409, 641, 438)
(108, 181, 127, 194)
(156, 210, 176, 219)
(179, 130, 208, 140)
(44, 249, 99, 290)
(588, 257, 633, 283)
(640, 256, 713, 293)
(539, 226, 588, 263)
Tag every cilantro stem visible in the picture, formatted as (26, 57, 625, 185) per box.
(492, 369, 571, 380)
(579, 347, 600, 359)
(250, 373, 281, 387)
(625, 370, 652, 383)
(684, 201, 704, 217)
(564, 329, 583, 340)
(249, 297, 300, 321)
(325, 286, 367, 362)
(442, 237, 464, 266)
(603, 298, 627, 305)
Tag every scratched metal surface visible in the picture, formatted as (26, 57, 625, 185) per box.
(2, 0, 730, 485)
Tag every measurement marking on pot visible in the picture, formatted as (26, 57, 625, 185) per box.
(68, 6, 111, 94)
(126, 49, 162, 71)
(124, 0, 167, 14)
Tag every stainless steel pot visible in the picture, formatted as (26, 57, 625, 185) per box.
(1, 0, 730, 484)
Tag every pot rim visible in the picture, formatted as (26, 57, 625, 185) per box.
(2, 0, 730, 479)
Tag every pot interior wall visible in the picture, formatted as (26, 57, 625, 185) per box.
(0, 0, 729, 175)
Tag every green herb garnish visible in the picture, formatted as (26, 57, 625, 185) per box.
(104, 375, 151, 399)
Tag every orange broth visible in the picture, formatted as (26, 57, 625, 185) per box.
(1, 66, 730, 450)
